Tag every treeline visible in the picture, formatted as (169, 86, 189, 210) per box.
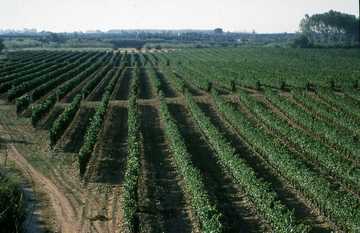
(296, 10, 360, 47)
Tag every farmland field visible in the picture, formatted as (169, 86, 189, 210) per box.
(1, 48, 360, 233)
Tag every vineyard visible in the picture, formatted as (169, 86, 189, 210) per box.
(0, 47, 360, 233)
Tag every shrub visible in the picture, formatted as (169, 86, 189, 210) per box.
(292, 35, 312, 48)
(0, 172, 26, 233)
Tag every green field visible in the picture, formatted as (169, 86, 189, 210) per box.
(0, 48, 360, 233)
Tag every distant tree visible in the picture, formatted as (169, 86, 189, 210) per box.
(292, 34, 312, 48)
(49, 33, 67, 43)
(300, 10, 359, 45)
(38, 32, 66, 44)
(111, 40, 146, 49)
(214, 28, 224, 34)
(0, 39, 4, 53)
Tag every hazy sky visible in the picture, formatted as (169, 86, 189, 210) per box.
(1, 0, 358, 33)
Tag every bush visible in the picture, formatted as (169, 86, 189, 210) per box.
(16, 95, 31, 115)
(292, 35, 312, 48)
(0, 172, 26, 233)
(31, 94, 57, 127)
(49, 94, 82, 147)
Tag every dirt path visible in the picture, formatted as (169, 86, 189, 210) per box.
(7, 144, 80, 233)
(0, 101, 112, 233)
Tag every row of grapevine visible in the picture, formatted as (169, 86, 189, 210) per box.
(159, 92, 222, 233)
(212, 91, 360, 232)
(0, 51, 68, 79)
(316, 90, 360, 121)
(0, 61, 58, 84)
(169, 48, 360, 89)
(112, 52, 123, 67)
(8, 52, 99, 101)
(133, 53, 143, 67)
(78, 65, 123, 175)
(0, 53, 45, 73)
(143, 63, 222, 233)
(48, 55, 123, 147)
(142, 53, 155, 67)
(0, 52, 72, 83)
(146, 66, 162, 94)
(347, 92, 360, 104)
(184, 92, 309, 232)
(16, 55, 109, 114)
(15, 95, 32, 114)
(165, 51, 227, 90)
(0, 52, 82, 88)
(266, 92, 360, 162)
(158, 65, 185, 94)
(29, 54, 122, 129)
(122, 67, 141, 233)
(31, 95, 57, 127)
(173, 64, 209, 91)
(55, 53, 110, 100)
(49, 94, 82, 147)
(30, 52, 106, 101)
(2, 50, 59, 65)
(81, 62, 116, 99)
(293, 91, 360, 136)
(0, 50, 45, 64)
(5, 53, 88, 99)
(238, 91, 360, 193)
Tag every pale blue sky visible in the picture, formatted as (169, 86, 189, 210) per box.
(1, 0, 358, 33)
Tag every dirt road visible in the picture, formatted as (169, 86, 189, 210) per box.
(0, 101, 123, 233)
(7, 144, 80, 233)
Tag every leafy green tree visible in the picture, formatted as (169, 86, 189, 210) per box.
(292, 34, 312, 48)
(48, 33, 66, 44)
(300, 10, 359, 44)
(214, 28, 224, 34)
(0, 39, 4, 53)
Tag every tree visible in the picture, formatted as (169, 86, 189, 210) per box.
(0, 39, 4, 53)
(111, 40, 146, 49)
(300, 10, 359, 44)
(214, 28, 224, 34)
(48, 33, 66, 44)
(292, 34, 312, 48)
